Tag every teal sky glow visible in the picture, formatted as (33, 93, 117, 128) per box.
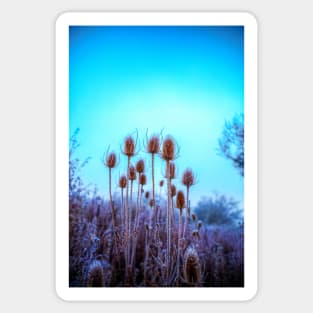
(69, 26, 244, 209)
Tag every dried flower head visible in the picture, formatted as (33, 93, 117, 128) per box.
(86, 260, 105, 287)
(105, 152, 117, 168)
(136, 159, 145, 173)
(169, 162, 176, 179)
(159, 180, 164, 187)
(191, 213, 196, 222)
(162, 136, 175, 161)
(192, 229, 200, 240)
(128, 165, 136, 181)
(183, 246, 201, 286)
(182, 169, 195, 187)
(176, 190, 185, 210)
(139, 173, 147, 186)
(149, 199, 155, 208)
(147, 135, 160, 154)
(123, 136, 136, 157)
(119, 175, 127, 189)
(145, 191, 150, 199)
(170, 184, 176, 197)
(197, 221, 202, 230)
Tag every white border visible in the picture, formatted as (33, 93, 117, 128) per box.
(56, 12, 258, 301)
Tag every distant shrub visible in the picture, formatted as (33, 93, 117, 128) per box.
(193, 193, 242, 226)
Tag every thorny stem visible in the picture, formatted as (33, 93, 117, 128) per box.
(183, 186, 190, 239)
(151, 153, 156, 227)
(109, 168, 116, 230)
(177, 208, 183, 285)
(125, 156, 130, 267)
(166, 160, 172, 285)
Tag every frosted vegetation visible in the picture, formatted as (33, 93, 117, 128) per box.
(69, 128, 244, 287)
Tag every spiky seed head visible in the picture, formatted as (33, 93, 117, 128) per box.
(176, 190, 185, 210)
(139, 173, 147, 186)
(191, 213, 196, 221)
(145, 191, 150, 199)
(123, 136, 135, 157)
(171, 184, 176, 197)
(136, 159, 145, 173)
(149, 199, 154, 208)
(86, 261, 105, 287)
(183, 246, 201, 286)
(169, 162, 176, 179)
(128, 165, 136, 181)
(182, 169, 195, 187)
(106, 152, 117, 168)
(147, 135, 160, 154)
(197, 221, 202, 230)
(192, 229, 200, 240)
(119, 175, 127, 188)
(159, 180, 164, 187)
(162, 136, 175, 161)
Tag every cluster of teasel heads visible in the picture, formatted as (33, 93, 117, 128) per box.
(103, 130, 201, 286)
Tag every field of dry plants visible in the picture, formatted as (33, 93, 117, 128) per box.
(69, 129, 244, 287)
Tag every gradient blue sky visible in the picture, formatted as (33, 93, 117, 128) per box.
(69, 26, 244, 208)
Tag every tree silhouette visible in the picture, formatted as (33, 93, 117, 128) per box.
(218, 114, 244, 176)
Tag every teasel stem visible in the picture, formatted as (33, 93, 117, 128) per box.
(108, 167, 116, 230)
(144, 224, 149, 286)
(128, 176, 134, 267)
(120, 187, 124, 231)
(125, 156, 130, 266)
(151, 153, 156, 227)
(166, 160, 172, 284)
(183, 186, 190, 239)
(177, 207, 183, 285)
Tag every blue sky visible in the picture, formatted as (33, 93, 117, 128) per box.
(69, 26, 244, 208)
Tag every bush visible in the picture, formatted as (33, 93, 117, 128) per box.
(193, 193, 242, 226)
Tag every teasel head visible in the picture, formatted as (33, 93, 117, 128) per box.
(128, 165, 137, 181)
(139, 173, 147, 186)
(191, 213, 196, 222)
(183, 246, 201, 286)
(145, 191, 150, 199)
(161, 136, 176, 161)
(86, 260, 105, 287)
(197, 221, 202, 230)
(192, 229, 200, 240)
(149, 199, 155, 208)
(145, 129, 162, 154)
(176, 190, 185, 210)
(105, 152, 117, 169)
(136, 159, 145, 174)
(182, 168, 195, 188)
(159, 180, 164, 187)
(170, 184, 176, 197)
(122, 130, 138, 157)
(119, 175, 127, 189)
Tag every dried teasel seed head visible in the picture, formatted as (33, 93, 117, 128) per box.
(170, 184, 176, 197)
(119, 175, 127, 189)
(123, 136, 136, 157)
(176, 190, 185, 210)
(162, 136, 175, 161)
(191, 213, 196, 222)
(135, 159, 145, 173)
(86, 261, 105, 287)
(182, 169, 195, 187)
(106, 152, 117, 168)
(145, 191, 150, 199)
(197, 221, 202, 230)
(128, 165, 136, 181)
(149, 199, 155, 208)
(159, 180, 164, 187)
(169, 162, 176, 179)
(183, 246, 201, 286)
(139, 173, 147, 186)
(192, 229, 200, 240)
(147, 135, 160, 154)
